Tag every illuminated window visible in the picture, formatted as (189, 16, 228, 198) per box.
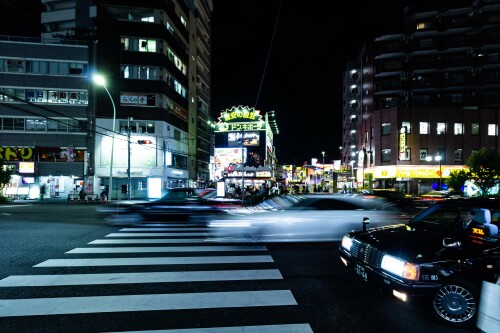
(416, 22, 427, 30)
(402, 121, 411, 134)
(400, 148, 410, 161)
(437, 122, 446, 135)
(420, 149, 428, 161)
(454, 123, 464, 135)
(488, 124, 498, 136)
(419, 122, 429, 134)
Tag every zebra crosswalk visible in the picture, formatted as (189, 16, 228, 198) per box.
(0, 222, 314, 332)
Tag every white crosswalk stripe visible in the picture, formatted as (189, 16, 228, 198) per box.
(89, 238, 208, 244)
(107, 323, 314, 333)
(66, 245, 267, 253)
(0, 224, 313, 332)
(0, 270, 283, 287)
(34, 255, 274, 267)
(105, 232, 208, 237)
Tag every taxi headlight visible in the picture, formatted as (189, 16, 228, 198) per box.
(381, 255, 419, 281)
(341, 235, 353, 251)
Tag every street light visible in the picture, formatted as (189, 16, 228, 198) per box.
(426, 154, 442, 190)
(93, 74, 116, 201)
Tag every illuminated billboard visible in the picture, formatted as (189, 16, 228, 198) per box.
(228, 131, 260, 147)
(214, 147, 247, 178)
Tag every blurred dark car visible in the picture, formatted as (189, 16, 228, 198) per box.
(359, 189, 416, 212)
(98, 187, 236, 224)
(207, 194, 408, 242)
(413, 190, 463, 208)
(339, 197, 500, 328)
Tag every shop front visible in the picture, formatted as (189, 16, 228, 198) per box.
(222, 166, 274, 197)
(364, 164, 469, 195)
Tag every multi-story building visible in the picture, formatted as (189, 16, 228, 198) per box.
(212, 106, 279, 194)
(39, 0, 213, 199)
(0, 37, 90, 199)
(343, 0, 500, 195)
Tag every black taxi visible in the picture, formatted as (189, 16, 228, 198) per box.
(338, 197, 500, 328)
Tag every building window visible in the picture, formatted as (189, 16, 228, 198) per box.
(454, 149, 463, 162)
(381, 123, 391, 136)
(26, 119, 47, 131)
(382, 149, 391, 162)
(420, 149, 428, 161)
(401, 121, 411, 134)
(419, 122, 429, 134)
(416, 22, 427, 30)
(454, 123, 464, 135)
(400, 148, 410, 161)
(488, 124, 498, 136)
(437, 122, 446, 135)
(471, 123, 479, 135)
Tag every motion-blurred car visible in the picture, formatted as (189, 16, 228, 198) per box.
(339, 197, 500, 328)
(207, 194, 408, 242)
(413, 190, 463, 208)
(98, 187, 236, 224)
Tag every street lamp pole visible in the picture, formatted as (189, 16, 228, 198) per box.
(321, 151, 325, 191)
(93, 74, 116, 202)
(436, 154, 442, 191)
(127, 117, 133, 200)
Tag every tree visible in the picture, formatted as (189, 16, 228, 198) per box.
(0, 160, 14, 197)
(445, 169, 470, 193)
(466, 148, 500, 197)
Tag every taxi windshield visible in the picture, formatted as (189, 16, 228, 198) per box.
(408, 202, 499, 239)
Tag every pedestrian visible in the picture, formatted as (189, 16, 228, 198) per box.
(79, 188, 86, 201)
(40, 184, 46, 200)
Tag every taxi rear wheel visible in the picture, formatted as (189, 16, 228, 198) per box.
(432, 277, 479, 328)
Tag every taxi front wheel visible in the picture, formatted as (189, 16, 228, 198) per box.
(432, 277, 479, 328)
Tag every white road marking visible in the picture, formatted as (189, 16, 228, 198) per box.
(105, 233, 207, 237)
(0, 290, 297, 317)
(34, 255, 274, 267)
(107, 323, 314, 333)
(0, 269, 283, 287)
(89, 239, 210, 244)
(120, 228, 207, 231)
(66, 246, 267, 253)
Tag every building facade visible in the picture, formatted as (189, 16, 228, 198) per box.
(343, 0, 500, 195)
(39, 0, 213, 199)
(0, 37, 90, 199)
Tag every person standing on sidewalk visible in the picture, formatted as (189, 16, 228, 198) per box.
(40, 184, 46, 200)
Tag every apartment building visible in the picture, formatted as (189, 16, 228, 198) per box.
(343, 0, 500, 194)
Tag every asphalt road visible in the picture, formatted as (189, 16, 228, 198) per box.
(0, 201, 481, 333)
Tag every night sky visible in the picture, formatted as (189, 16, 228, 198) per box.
(0, 0, 413, 165)
(211, 0, 405, 165)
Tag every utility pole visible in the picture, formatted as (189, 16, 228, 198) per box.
(127, 117, 133, 200)
(240, 129, 245, 203)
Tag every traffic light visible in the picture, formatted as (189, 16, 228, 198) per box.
(137, 139, 153, 144)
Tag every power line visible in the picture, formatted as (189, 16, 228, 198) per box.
(254, 0, 283, 109)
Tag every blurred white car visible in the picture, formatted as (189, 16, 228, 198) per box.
(207, 194, 408, 242)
